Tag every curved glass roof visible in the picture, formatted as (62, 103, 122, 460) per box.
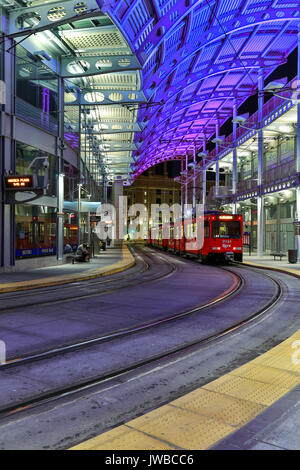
(1, 0, 144, 185)
(1, 0, 299, 185)
(105, 0, 299, 179)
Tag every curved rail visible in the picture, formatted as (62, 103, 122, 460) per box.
(0, 262, 282, 419)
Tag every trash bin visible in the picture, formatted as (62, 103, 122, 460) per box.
(288, 249, 298, 264)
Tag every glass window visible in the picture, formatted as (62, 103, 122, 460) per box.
(212, 221, 241, 239)
(265, 205, 277, 220)
(204, 220, 209, 238)
(280, 201, 294, 219)
(265, 147, 277, 167)
(280, 138, 294, 160)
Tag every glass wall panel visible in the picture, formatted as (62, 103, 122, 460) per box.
(15, 204, 56, 258)
(15, 45, 58, 134)
(280, 137, 295, 162)
(16, 141, 57, 197)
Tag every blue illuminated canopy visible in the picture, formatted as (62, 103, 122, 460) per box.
(105, 0, 300, 178)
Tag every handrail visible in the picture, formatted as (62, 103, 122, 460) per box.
(16, 98, 58, 135)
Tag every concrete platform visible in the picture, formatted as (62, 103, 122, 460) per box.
(0, 245, 135, 293)
(243, 254, 300, 278)
(71, 329, 300, 451)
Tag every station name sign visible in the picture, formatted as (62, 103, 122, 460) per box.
(4, 175, 33, 190)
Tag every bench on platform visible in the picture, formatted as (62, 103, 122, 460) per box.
(270, 252, 286, 260)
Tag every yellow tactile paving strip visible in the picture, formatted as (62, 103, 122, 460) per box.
(71, 330, 300, 450)
(0, 245, 135, 293)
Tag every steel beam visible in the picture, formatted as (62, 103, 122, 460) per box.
(8, 0, 103, 37)
(66, 122, 142, 133)
(64, 89, 146, 106)
(61, 54, 141, 78)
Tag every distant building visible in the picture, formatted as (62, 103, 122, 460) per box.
(124, 163, 181, 239)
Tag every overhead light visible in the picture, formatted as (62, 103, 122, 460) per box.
(279, 125, 293, 133)
(33, 50, 51, 61)
(232, 115, 248, 125)
(212, 136, 224, 144)
(264, 78, 287, 92)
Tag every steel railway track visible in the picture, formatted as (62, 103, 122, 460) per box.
(0, 258, 282, 420)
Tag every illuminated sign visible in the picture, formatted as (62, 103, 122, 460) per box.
(4, 175, 33, 190)
(219, 215, 234, 220)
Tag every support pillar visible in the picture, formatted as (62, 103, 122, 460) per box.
(56, 72, 65, 261)
(113, 179, 123, 247)
(202, 138, 207, 208)
(78, 183, 82, 245)
(257, 69, 264, 257)
(193, 147, 196, 209)
(232, 99, 238, 214)
(0, 37, 16, 269)
(185, 152, 188, 206)
(215, 120, 220, 197)
(103, 176, 108, 203)
(296, 23, 300, 261)
(180, 157, 184, 216)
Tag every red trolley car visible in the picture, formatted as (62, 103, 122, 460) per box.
(148, 212, 243, 263)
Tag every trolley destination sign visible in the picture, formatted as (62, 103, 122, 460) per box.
(4, 175, 34, 190)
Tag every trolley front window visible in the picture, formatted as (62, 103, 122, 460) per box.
(212, 220, 241, 239)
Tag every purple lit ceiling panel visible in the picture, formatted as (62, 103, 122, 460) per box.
(105, 0, 300, 178)
(180, 83, 199, 99)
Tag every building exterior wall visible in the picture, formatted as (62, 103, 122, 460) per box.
(124, 168, 181, 240)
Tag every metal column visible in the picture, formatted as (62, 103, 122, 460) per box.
(185, 152, 188, 206)
(180, 157, 184, 215)
(296, 23, 300, 261)
(113, 179, 123, 246)
(202, 138, 207, 208)
(56, 72, 65, 261)
(215, 121, 220, 197)
(0, 37, 16, 269)
(257, 69, 264, 257)
(232, 99, 238, 214)
(78, 183, 82, 245)
(193, 147, 196, 209)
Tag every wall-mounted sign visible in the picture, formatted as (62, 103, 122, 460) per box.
(4, 175, 33, 190)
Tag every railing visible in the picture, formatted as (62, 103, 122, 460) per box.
(263, 159, 296, 184)
(64, 127, 79, 151)
(16, 98, 58, 135)
(206, 77, 297, 164)
(213, 186, 233, 198)
(237, 178, 257, 193)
